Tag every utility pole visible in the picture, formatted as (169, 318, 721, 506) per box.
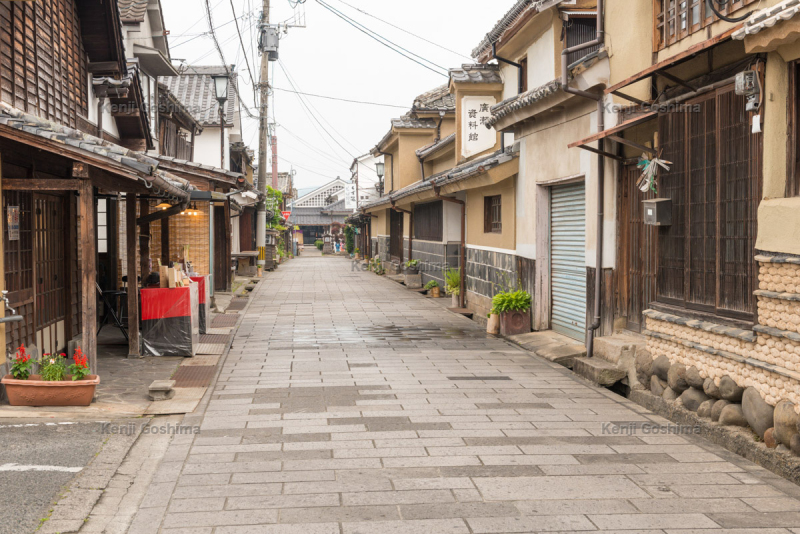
(256, 0, 270, 273)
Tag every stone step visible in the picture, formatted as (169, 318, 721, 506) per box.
(573, 357, 627, 386)
(593, 334, 647, 365)
(148, 380, 176, 402)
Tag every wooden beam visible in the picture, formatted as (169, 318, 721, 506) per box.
(611, 90, 648, 106)
(654, 70, 696, 92)
(88, 61, 121, 74)
(161, 213, 171, 266)
(568, 111, 658, 149)
(2, 179, 81, 190)
(126, 194, 140, 358)
(604, 24, 742, 95)
(139, 199, 151, 279)
(79, 179, 98, 382)
(607, 135, 656, 156)
(574, 144, 626, 162)
(137, 203, 185, 225)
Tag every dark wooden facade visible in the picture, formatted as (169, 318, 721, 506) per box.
(0, 0, 89, 128)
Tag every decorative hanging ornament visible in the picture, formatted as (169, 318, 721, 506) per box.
(636, 152, 672, 195)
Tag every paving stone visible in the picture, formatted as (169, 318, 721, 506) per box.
(127, 257, 800, 533)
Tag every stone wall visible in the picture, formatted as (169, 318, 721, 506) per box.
(465, 247, 517, 321)
(372, 236, 390, 262)
(640, 253, 800, 453)
(404, 239, 459, 289)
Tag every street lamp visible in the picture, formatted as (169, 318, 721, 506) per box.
(375, 161, 385, 180)
(211, 74, 229, 168)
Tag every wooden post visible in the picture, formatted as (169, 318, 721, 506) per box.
(224, 199, 232, 291)
(139, 199, 150, 280)
(161, 213, 170, 266)
(126, 194, 140, 358)
(79, 179, 97, 378)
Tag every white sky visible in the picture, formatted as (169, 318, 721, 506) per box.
(162, 0, 512, 191)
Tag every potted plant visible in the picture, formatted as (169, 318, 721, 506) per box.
(491, 289, 532, 336)
(445, 268, 461, 308)
(425, 280, 441, 298)
(405, 259, 420, 275)
(2, 345, 99, 407)
(355, 248, 361, 260)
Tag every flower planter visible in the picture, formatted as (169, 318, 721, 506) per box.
(430, 287, 441, 298)
(2, 374, 99, 407)
(451, 294, 459, 308)
(405, 267, 419, 275)
(487, 313, 500, 335)
(499, 310, 531, 337)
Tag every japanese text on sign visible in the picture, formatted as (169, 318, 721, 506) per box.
(461, 96, 496, 159)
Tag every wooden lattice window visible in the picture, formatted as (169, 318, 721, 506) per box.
(565, 16, 599, 65)
(654, 0, 759, 51)
(656, 85, 761, 321)
(414, 201, 443, 242)
(484, 195, 502, 234)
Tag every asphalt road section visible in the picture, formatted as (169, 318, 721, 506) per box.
(0, 420, 109, 534)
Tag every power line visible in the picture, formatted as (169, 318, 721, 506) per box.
(170, 13, 251, 48)
(331, 0, 473, 62)
(315, 0, 448, 78)
(277, 60, 363, 156)
(271, 87, 408, 109)
(229, 0, 257, 88)
(277, 60, 358, 160)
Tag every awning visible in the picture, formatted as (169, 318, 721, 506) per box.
(568, 111, 657, 160)
(132, 44, 180, 76)
(604, 25, 742, 101)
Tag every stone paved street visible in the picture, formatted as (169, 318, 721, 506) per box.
(131, 255, 800, 533)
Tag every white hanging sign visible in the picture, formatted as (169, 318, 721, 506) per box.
(345, 183, 357, 210)
(462, 96, 497, 159)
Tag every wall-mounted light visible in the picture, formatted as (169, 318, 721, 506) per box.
(375, 162, 385, 180)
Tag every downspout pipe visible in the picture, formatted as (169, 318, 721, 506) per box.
(434, 185, 466, 309)
(493, 42, 525, 95)
(561, 0, 605, 358)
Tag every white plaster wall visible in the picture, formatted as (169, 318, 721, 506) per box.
(527, 25, 556, 89)
(443, 198, 462, 243)
(86, 75, 121, 139)
(194, 128, 230, 169)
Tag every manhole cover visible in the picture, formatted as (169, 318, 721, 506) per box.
(200, 334, 230, 344)
(227, 299, 247, 311)
(211, 315, 238, 327)
(172, 365, 216, 388)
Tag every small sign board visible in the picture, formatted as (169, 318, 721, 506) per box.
(281, 211, 291, 220)
(462, 95, 497, 159)
(7, 206, 19, 241)
(345, 183, 357, 210)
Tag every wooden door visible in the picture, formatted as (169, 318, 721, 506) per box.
(617, 165, 657, 332)
(33, 193, 67, 352)
(213, 205, 227, 292)
(390, 209, 403, 263)
(3, 191, 35, 350)
(239, 210, 254, 252)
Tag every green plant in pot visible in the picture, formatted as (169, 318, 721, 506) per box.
(2, 345, 100, 407)
(491, 289, 532, 336)
(445, 268, 461, 307)
(425, 279, 441, 298)
(405, 259, 420, 275)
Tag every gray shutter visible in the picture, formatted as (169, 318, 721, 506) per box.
(551, 182, 586, 341)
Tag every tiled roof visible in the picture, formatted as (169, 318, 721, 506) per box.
(160, 66, 239, 127)
(416, 133, 456, 160)
(119, 0, 148, 23)
(450, 64, 503, 85)
(362, 146, 519, 209)
(289, 207, 347, 226)
(412, 85, 456, 113)
(732, 0, 800, 40)
(277, 172, 293, 195)
(472, 0, 551, 59)
(158, 82, 202, 132)
(321, 198, 349, 214)
(391, 114, 438, 129)
(152, 154, 243, 181)
(0, 101, 192, 201)
(487, 79, 562, 128)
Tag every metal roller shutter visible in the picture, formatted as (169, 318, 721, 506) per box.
(551, 182, 586, 341)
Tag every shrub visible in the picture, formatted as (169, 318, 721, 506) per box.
(344, 226, 355, 254)
(445, 268, 461, 296)
(491, 290, 532, 314)
(315, 240, 324, 250)
(424, 280, 439, 290)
